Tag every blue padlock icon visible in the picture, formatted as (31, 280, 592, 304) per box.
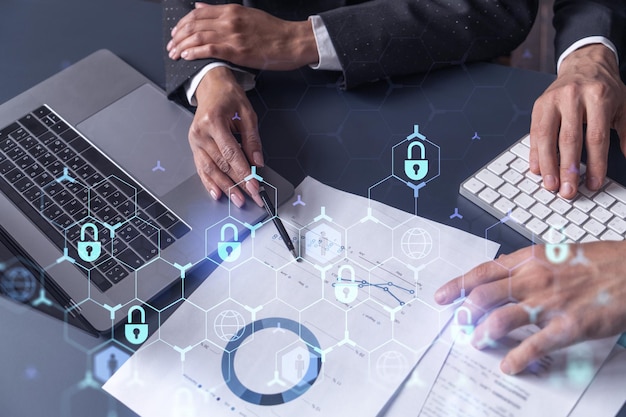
(77, 222, 101, 262)
(334, 265, 359, 303)
(217, 223, 241, 262)
(404, 141, 429, 181)
(125, 305, 149, 345)
(450, 306, 474, 344)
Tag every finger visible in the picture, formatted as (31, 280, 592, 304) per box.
(500, 319, 574, 375)
(172, 4, 221, 38)
(194, 2, 209, 9)
(190, 131, 247, 208)
(434, 260, 510, 305)
(236, 109, 263, 207)
(191, 147, 223, 201)
(462, 277, 514, 324)
(181, 43, 234, 62)
(617, 113, 626, 158)
(472, 304, 531, 349)
(556, 107, 584, 199)
(583, 102, 611, 191)
(169, 26, 220, 60)
(211, 119, 253, 185)
(530, 97, 561, 191)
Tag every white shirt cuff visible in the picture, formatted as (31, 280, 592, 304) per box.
(557, 36, 619, 74)
(308, 15, 342, 71)
(184, 63, 256, 106)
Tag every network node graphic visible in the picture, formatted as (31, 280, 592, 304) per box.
(400, 228, 433, 260)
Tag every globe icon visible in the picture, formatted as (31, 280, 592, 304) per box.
(376, 350, 408, 382)
(400, 228, 433, 259)
(0, 266, 37, 302)
(214, 310, 246, 342)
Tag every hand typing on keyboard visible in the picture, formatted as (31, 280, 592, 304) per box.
(434, 240, 626, 375)
(529, 44, 626, 200)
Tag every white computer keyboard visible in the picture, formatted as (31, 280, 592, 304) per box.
(460, 134, 626, 244)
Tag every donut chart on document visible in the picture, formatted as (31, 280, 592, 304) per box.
(221, 317, 322, 405)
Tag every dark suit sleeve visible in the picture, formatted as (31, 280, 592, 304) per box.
(162, 0, 247, 105)
(553, 0, 626, 78)
(319, 0, 539, 89)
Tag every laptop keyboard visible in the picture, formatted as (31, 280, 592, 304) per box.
(460, 134, 626, 244)
(0, 105, 190, 292)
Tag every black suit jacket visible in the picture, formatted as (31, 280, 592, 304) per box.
(162, 0, 538, 101)
(553, 0, 626, 79)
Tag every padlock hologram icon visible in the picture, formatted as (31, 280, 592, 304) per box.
(125, 305, 149, 345)
(450, 306, 474, 344)
(404, 141, 429, 181)
(217, 223, 241, 262)
(334, 265, 358, 303)
(77, 222, 102, 262)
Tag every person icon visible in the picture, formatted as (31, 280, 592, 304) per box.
(295, 354, 305, 379)
(108, 353, 119, 377)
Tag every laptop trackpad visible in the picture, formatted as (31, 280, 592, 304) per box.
(76, 83, 196, 197)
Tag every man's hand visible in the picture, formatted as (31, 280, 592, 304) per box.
(190, 66, 263, 208)
(530, 44, 626, 199)
(435, 241, 626, 375)
(167, 3, 319, 70)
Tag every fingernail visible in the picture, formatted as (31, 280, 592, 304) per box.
(231, 193, 244, 208)
(500, 360, 513, 375)
(181, 50, 188, 59)
(169, 48, 176, 59)
(171, 27, 177, 36)
(588, 176, 601, 190)
(543, 175, 557, 190)
(166, 40, 172, 51)
(434, 289, 445, 304)
(245, 180, 258, 195)
(209, 189, 218, 201)
(253, 151, 264, 167)
(559, 182, 574, 198)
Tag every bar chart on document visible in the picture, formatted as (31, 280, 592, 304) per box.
(104, 178, 498, 417)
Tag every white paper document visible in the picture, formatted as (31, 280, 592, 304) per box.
(104, 177, 499, 416)
(382, 325, 619, 417)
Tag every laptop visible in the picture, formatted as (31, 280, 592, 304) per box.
(0, 49, 294, 332)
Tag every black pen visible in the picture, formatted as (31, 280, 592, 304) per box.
(258, 186, 298, 260)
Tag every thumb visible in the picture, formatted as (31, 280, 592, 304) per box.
(194, 2, 209, 8)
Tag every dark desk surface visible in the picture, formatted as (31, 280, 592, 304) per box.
(1, 1, 624, 416)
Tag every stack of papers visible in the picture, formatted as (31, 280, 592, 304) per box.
(104, 177, 622, 416)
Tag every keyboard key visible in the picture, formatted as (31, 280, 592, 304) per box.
(510, 158, 528, 173)
(542, 228, 565, 244)
(600, 229, 624, 241)
(594, 192, 615, 208)
(510, 208, 531, 224)
(105, 264, 129, 283)
(546, 213, 568, 230)
(573, 196, 595, 213)
(513, 192, 535, 209)
(510, 143, 530, 161)
(605, 182, 626, 204)
(583, 219, 606, 237)
(565, 208, 588, 226)
(497, 183, 519, 200)
(462, 178, 484, 195)
(517, 178, 539, 195)
(169, 222, 190, 239)
(476, 169, 504, 189)
(525, 170, 542, 183)
(563, 224, 585, 241)
(116, 248, 145, 270)
(608, 217, 626, 235)
(129, 235, 159, 261)
(88, 269, 113, 292)
(19, 114, 46, 137)
(0, 122, 20, 140)
(478, 188, 499, 204)
(526, 218, 548, 236)
(487, 153, 513, 175)
(502, 169, 523, 185)
(533, 188, 555, 205)
(494, 197, 515, 215)
(590, 206, 613, 224)
(530, 203, 551, 220)
(151, 229, 176, 250)
(611, 201, 626, 218)
(549, 198, 572, 215)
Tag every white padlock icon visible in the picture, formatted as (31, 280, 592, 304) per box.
(334, 265, 359, 303)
